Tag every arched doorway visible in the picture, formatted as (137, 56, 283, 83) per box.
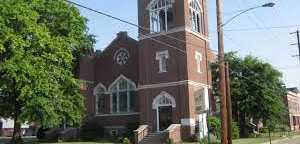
(152, 91, 176, 131)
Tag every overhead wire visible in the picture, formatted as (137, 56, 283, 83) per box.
(65, 0, 290, 92)
(224, 24, 300, 32)
(64, 0, 220, 55)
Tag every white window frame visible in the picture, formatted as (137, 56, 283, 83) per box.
(93, 83, 107, 115)
(189, 0, 203, 33)
(156, 50, 169, 73)
(108, 75, 136, 114)
(148, 0, 174, 33)
(195, 51, 202, 73)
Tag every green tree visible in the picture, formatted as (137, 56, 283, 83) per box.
(211, 52, 287, 137)
(0, 0, 94, 143)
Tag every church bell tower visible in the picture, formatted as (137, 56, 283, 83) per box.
(137, 0, 211, 139)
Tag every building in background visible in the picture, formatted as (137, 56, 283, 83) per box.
(0, 118, 30, 137)
(285, 87, 300, 131)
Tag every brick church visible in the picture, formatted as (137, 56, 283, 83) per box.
(79, 0, 214, 141)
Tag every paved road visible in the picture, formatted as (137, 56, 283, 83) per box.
(272, 136, 300, 144)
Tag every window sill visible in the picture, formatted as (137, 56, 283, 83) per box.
(158, 71, 167, 74)
(95, 112, 139, 117)
(185, 28, 209, 41)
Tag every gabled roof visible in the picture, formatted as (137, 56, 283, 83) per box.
(95, 31, 138, 57)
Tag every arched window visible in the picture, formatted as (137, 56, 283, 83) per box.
(109, 75, 136, 113)
(148, 0, 174, 33)
(93, 83, 106, 114)
(152, 91, 176, 109)
(189, 0, 203, 33)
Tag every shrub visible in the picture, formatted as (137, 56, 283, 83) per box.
(166, 138, 175, 144)
(232, 122, 240, 139)
(123, 122, 139, 141)
(37, 128, 50, 140)
(198, 137, 220, 144)
(208, 116, 239, 139)
(208, 116, 221, 139)
(80, 120, 104, 141)
(122, 137, 131, 144)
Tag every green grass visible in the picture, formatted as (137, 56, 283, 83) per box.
(41, 139, 117, 144)
(42, 142, 114, 144)
(232, 131, 300, 144)
(232, 137, 283, 144)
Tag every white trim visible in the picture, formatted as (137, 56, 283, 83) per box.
(156, 50, 169, 73)
(138, 80, 211, 90)
(113, 48, 130, 65)
(195, 51, 203, 73)
(188, 0, 203, 12)
(139, 26, 185, 40)
(146, 0, 175, 10)
(153, 91, 176, 132)
(93, 82, 107, 95)
(138, 26, 209, 42)
(108, 75, 136, 91)
(108, 75, 136, 113)
(156, 106, 160, 131)
(189, 0, 203, 33)
(155, 50, 169, 60)
(204, 87, 209, 111)
(93, 82, 107, 115)
(198, 113, 208, 139)
(185, 28, 209, 41)
(181, 118, 196, 126)
(152, 91, 176, 110)
(95, 112, 140, 117)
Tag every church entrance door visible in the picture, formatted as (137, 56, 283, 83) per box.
(158, 106, 172, 131)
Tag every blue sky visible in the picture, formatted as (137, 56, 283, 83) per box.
(73, 0, 300, 88)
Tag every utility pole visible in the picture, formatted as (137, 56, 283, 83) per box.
(290, 30, 300, 63)
(216, 0, 228, 143)
(225, 62, 233, 144)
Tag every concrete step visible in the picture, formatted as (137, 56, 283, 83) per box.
(139, 132, 164, 144)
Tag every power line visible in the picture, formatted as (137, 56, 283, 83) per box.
(65, 0, 219, 55)
(65, 0, 287, 93)
(224, 25, 300, 32)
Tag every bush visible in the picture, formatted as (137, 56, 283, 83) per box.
(232, 122, 240, 139)
(198, 137, 220, 144)
(37, 128, 50, 140)
(208, 116, 221, 139)
(122, 137, 131, 144)
(208, 116, 239, 139)
(123, 122, 139, 142)
(166, 138, 175, 144)
(80, 120, 104, 141)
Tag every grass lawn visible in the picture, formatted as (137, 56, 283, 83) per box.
(233, 131, 300, 144)
(43, 142, 115, 144)
(42, 139, 118, 144)
(232, 137, 282, 144)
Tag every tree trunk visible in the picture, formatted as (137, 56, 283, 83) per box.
(11, 119, 23, 144)
(11, 100, 23, 144)
(239, 112, 247, 137)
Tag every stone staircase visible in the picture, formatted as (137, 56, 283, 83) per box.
(139, 132, 165, 144)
